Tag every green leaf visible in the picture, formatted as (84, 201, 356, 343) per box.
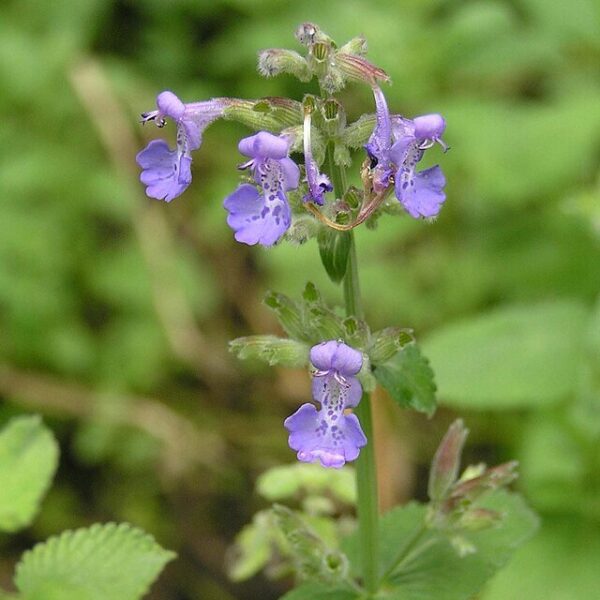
(422, 301, 589, 409)
(483, 516, 600, 600)
(279, 582, 360, 600)
(0, 415, 59, 532)
(373, 344, 437, 416)
(257, 463, 356, 504)
(227, 510, 273, 582)
(15, 522, 176, 600)
(383, 492, 538, 600)
(229, 335, 309, 368)
(264, 285, 352, 346)
(317, 229, 351, 284)
(343, 501, 427, 581)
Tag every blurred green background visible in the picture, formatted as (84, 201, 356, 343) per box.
(1, 0, 599, 598)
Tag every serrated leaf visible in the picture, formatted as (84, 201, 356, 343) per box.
(280, 582, 360, 600)
(384, 492, 538, 600)
(373, 345, 437, 416)
(15, 522, 175, 600)
(344, 491, 537, 600)
(0, 415, 59, 532)
(264, 285, 355, 346)
(317, 229, 351, 284)
(422, 301, 588, 409)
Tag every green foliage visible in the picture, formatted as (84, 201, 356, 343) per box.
(227, 510, 273, 582)
(422, 301, 589, 409)
(257, 463, 356, 505)
(280, 582, 360, 600)
(483, 516, 600, 600)
(384, 492, 538, 600)
(228, 463, 356, 583)
(342, 491, 538, 600)
(264, 283, 370, 347)
(373, 345, 437, 416)
(0, 416, 58, 532)
(14, 523, 175, 600)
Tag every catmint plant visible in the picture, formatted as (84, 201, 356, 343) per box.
(136, 23, 537, 600)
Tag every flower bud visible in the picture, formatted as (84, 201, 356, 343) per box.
(257, 48, 311, 82)
(448, 461, 519, 508)
(224, 98, 303, 132)
(229, 335, 309, 368)
(335, 53, 390, 86)
(428, 420, 469, 503)
(264, 291, 306, 341)
(368, 327, 415, 364)
(339, 35, 368, 56)
(459, 508, 502, 532)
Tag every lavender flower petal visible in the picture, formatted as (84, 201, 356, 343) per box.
(309, 341, 363, 377)
(136, 139, 192, 202)
(396, 165, 446, 218)
(224, 183, 291, 246)
(238, 131, 290, 160)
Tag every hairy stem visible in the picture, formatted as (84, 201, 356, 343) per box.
(327, 147, 380, 594)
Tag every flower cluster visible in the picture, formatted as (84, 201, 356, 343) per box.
(136, 85, 447, 246)
(366, 86, 448, 218)
(284, 341, 367, 468)
(135, 33, 449, 469)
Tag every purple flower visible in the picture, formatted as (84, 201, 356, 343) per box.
(366, 86, 448, 218)
(224, 131, 300, 246)
(284, 341, 367, 469)
(390, 113, 447, 218)
(303, 109, 332, 205)
(136, 91, 229, 202)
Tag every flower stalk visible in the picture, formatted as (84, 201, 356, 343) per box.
(328, 148, 380, 593)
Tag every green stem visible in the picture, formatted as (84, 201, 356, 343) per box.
(327, 147, 380, 594)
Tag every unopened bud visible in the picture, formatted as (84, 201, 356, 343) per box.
(229, 335, 309, 368)
(368, 327, 415, 364)
(450, 461, 519, 505)
(459, 508, 502, 532)
(224, 98, 303, 132)
(339, 36, 368, 56)
(264, 291, 306, 341)
(428, 420, 469, 502)
(257, 49, 311, 82)
(343, 186, 363, 210)
(335, 52, 390, 86)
